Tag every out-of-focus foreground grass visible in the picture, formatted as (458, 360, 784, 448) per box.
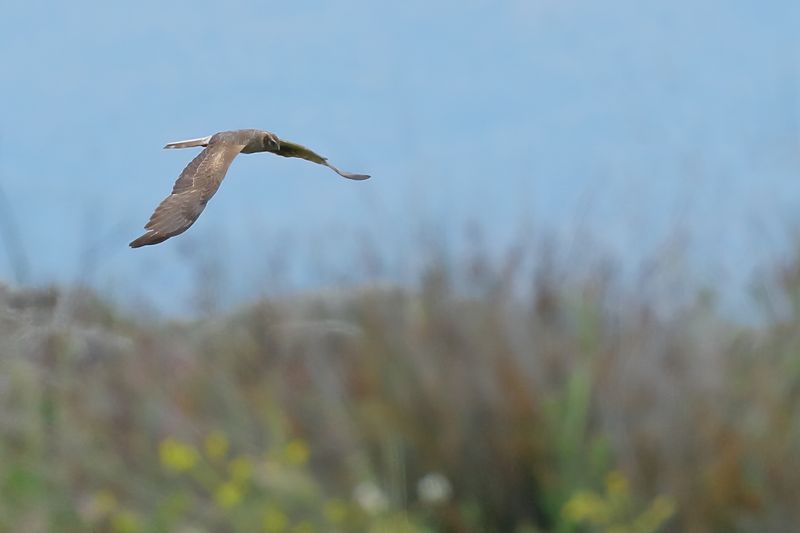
(1, 238, 799, 533)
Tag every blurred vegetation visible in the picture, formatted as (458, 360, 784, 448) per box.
(1, 236, 800, 532)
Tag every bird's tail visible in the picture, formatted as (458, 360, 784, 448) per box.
(163, 135, 212, 149)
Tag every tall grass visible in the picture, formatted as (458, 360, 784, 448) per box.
(0, 235, 798, 532)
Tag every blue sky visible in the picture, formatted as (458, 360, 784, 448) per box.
(0, 0, 798, 312)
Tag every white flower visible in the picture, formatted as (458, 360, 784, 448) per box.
(353, 481, 389, 514)
(417, 472, 452, 504)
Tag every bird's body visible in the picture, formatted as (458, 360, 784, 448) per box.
(130, 129, 369, 248)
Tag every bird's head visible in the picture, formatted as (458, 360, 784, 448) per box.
(261, 131, 280, 152)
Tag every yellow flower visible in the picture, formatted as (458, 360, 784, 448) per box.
(215, 481, 243, 509)
(284, 439, 310, 466)
(650, 496, 676, 520)
(292, 521, 314, 533)
(205, 431, 229, 460)
(93, 489, 118, 515)
(561, 490, 609, 524)
(263, 505, 289, 533)
(229, 456, 254, 483)
(323, 499, 348, 524)
(159, 437, 198, 473)
(605, 470, 629, 497)
(634, 495, 676, 531)
(111, 510, 141, 533)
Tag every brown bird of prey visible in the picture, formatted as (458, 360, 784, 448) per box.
(129, 129, 370, 248)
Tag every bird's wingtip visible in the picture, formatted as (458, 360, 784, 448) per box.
(129, 236, 147, 248)
(339, 170, 371, 180)
(129, 232, 167, 248)
(324, 161, 371, 180)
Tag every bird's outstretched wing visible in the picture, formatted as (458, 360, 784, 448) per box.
(275, 139, 370, 180)
(129, 140, 245, 248)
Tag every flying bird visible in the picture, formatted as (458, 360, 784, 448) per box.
(129, 129, 370, 248)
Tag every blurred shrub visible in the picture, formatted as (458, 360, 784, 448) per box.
(0, 238, 799, 531)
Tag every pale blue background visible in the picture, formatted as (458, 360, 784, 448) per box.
(0, 1, 797, 312)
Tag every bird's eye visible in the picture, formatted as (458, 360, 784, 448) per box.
(265, 135, 279, 149)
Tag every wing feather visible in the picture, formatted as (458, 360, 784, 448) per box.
(129, 140, 245, 247)
(275, 139, 370, 180)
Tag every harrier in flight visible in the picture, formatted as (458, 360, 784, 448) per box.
(130, 129, 370, 248)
